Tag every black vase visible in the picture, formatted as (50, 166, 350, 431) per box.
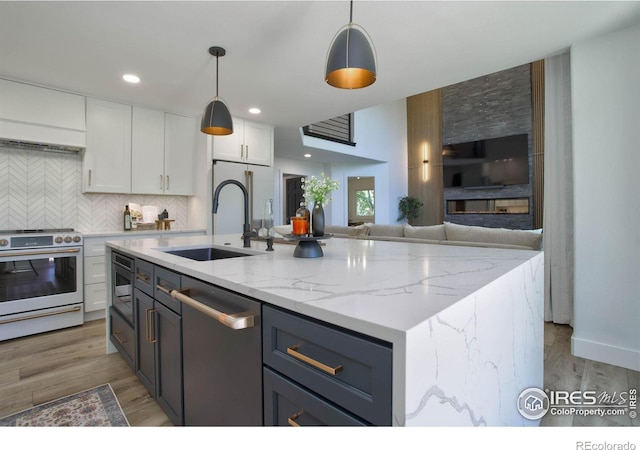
(312, 202, 325, 237)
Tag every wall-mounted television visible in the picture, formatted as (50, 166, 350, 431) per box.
(442, 133, 529, 188)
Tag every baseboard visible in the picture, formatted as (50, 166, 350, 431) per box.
(84, 310, 106, 323)
(571, 335, 640, 371)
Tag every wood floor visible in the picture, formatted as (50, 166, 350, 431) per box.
(0, 319, 637, 427)
(0, 319, 171, 426)
(541, 322, 639, 427)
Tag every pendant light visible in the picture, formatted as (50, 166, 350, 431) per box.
(325, 0, 377, 89)
(201, 46, 233, 135)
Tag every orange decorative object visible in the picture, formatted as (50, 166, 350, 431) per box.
(291, 217, 308, 236)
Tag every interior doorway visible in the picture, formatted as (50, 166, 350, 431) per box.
(283, 174, 305, 224)
(348, 176, 375, 225)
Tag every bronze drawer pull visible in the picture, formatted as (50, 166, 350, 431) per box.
(286, 345, 343, 376)
(156, 284, 255, 330)
(136, 273, 150, 282)
(287, 410, 304, 427)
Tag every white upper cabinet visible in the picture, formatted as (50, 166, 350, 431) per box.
(0, 78, 86, 148)
(83, 98, 132, 193)
(131, 106, 165, 194)
(131, 109, 195, 196)
(164, 113, 196, 196)
(213, 118, 273, 166)
(85, 101, 196, 195)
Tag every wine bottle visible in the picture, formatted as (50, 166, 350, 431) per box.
(124, 205, 131, 231)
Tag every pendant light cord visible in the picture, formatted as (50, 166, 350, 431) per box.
(349, 0, 353, 24)
(215, 54, 219, 97)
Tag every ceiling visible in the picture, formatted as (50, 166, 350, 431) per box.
(2, 1, 640, 162)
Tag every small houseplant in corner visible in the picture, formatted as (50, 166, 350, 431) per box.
(397, 196, 423, 225)
(302, 173, 339, 237)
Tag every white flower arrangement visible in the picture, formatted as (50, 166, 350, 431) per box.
(302, 173, 339, 206)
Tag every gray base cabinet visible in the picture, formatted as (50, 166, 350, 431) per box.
(264, 367, 367, 426)
(133, 262, 184, 426)
(262, 305, 392, 426)
(109, 307, 134, 370)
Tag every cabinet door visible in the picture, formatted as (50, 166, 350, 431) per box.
(83, 98, 132, 193)
(155, 300, 183, 425)
(131, 106, 165, 194)
(243, 120, 273, 166)
(84, 281, 107, 313)
(134, 289, 156, 397)
(164, 113, 195, 195)
(212, 117, 243, 163)
(264, 368, 366, 426)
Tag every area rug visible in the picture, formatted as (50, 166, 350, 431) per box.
(0, 384, 129, 427)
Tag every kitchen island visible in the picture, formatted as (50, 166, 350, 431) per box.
(105, 233, 544, 426)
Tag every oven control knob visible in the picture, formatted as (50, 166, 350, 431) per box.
(55, 236, 63, 244)
(64, 236, 72, 243)
(0, 239, 8, 247)
(73, 235, 81, 243)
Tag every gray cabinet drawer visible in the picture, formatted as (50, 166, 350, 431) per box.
(264, 367, 366, 426)
(262, 305, 392, 425)
(134, 258, 154, 296)
(110, 307, 134, 370)
(154, 266, 181, 314)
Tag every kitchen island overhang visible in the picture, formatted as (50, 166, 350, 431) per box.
(105, 234, 544, 426)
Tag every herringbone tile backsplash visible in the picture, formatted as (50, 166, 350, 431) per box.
(1, 147, 189, 231)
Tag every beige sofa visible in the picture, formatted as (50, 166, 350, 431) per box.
(325, 222, 543, 251)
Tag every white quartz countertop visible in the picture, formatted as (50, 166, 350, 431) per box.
(106, 234, 540, 343)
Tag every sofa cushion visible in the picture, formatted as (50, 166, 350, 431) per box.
(365, 224, 405, 238)
(443, 222, 543, 250)
(403, 224, 447, 241)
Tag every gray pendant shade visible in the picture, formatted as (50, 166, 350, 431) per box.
(201, 97, 233, 135)
(325, 24, 376, 89)
(201, 46, 234, 135)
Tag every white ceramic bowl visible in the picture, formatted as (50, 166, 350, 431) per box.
(273, 225, 292, 237)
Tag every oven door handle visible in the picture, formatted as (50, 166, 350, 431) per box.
(1, 247, 81, 258)
(156, 284, 255, 330)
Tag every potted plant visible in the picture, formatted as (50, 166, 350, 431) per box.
(397, 196, 423, 224)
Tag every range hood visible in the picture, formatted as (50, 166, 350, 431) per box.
(0, 118, 86, 154)
(0, 78, 86, 154)
(0, 138, 84, 154)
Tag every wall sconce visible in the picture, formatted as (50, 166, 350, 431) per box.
(422, 143, 430, 181)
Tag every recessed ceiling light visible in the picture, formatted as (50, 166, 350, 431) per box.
(249, 107, 261, 114)
(304, 154, 311, 158)
(123, 74, 140, 84)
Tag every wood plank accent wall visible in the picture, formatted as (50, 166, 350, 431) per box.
(406, 90, 443, 225)
(531, 60, 545, 229)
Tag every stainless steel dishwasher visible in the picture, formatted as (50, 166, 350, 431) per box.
(179, 275, 262, 426)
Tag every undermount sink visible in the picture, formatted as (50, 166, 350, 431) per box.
(162, 247, 254, 261)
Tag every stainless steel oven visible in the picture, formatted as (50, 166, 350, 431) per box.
(0, 229, 84, 341)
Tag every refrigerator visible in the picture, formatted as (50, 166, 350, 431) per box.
(212, 160, 274, 236)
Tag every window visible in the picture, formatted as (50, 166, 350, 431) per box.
(302, 113, 355, 146)
(356, 190, 375, 216)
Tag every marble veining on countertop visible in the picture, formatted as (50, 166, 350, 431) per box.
(106, 233, 540, 342)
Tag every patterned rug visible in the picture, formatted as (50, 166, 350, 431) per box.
(0, 384, 129, 427)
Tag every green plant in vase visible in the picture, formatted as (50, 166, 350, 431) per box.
(302, 173, 339, 237)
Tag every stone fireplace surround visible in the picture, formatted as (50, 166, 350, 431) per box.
(441, 63, 534, 230)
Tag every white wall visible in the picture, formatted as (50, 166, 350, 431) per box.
(273, 99, 408, 227)
(570, 22, 640, 370)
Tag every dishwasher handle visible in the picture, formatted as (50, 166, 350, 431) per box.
(156, 284, 255, 330)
